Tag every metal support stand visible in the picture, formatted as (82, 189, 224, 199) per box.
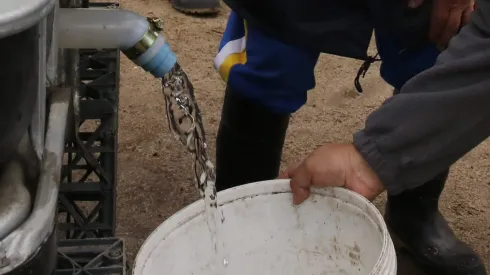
(58, 47, 120, 239)
(55, 1, 126, 274)
(55, 238, 126, 275)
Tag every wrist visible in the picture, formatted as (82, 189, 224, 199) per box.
(347, 143, 385, 199)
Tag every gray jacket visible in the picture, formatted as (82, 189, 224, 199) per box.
(353, 0, 490, 195)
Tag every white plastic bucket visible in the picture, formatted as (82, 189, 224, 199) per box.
(133, 179, 397, 275)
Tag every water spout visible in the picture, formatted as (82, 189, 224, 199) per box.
(58, 8, 177, 78)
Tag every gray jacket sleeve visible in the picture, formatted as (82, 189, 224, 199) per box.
(353, 1, 490, 195)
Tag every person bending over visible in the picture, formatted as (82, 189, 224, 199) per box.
(213, 0, 482, 274)
(284, 2, 489, 274)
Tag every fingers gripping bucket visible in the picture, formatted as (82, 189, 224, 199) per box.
(133, 179, 397, 275)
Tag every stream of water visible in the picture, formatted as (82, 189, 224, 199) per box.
(161, 63, 228, 273)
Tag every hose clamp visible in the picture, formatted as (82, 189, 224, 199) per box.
(123, 17, 164, 60)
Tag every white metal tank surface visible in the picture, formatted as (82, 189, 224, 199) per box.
(134, 179, 397, 275)
(0, 0, 55, 38)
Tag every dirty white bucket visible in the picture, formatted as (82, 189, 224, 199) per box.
(133, 179, 397, 275)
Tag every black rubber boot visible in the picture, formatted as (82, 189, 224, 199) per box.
(170, 0, 220, 15)
(386, 170, 487, 275)
(215, 88, 290, 192)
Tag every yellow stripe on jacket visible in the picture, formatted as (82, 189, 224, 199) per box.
(214, 16, 248, 82)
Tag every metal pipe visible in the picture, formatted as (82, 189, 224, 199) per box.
(57, 8, 177, 78)
(57, 0, 82, 86)
(46, 0, 59, 86)
(30, 16, 48, 161)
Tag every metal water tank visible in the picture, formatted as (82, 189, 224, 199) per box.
(0, 1, 57, 275)
(0, 0, 54, 167)
(0, 0, 55, 38)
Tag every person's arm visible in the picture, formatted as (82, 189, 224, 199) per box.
(354, 1, 490, 195)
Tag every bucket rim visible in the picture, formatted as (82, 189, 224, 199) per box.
(133, 179, 394, 275)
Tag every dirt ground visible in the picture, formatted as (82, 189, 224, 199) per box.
(112, 0, 490, 272)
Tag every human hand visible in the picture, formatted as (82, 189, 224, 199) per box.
(279, 144, 385, 204)
(408, 0, 474, 49)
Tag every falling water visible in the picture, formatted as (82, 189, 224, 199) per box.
(161, 63, 228, 273)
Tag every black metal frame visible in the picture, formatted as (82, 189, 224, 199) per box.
(58, 48, 120, 239)
(57, 2, 121, 240)
(55, 238, 126, 275)
(55, 2, 127, 274)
